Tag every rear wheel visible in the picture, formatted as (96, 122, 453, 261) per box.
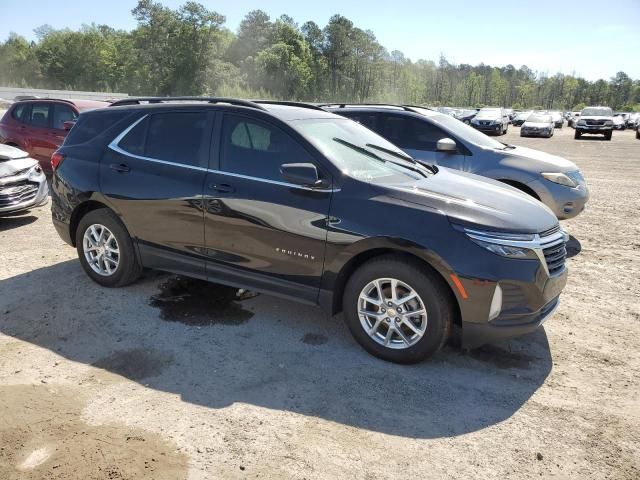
(343, 255, 453, 364)
(75, 208, 142, 287)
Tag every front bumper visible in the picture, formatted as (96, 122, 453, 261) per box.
(528, 177, 589, 220)
(576, 125, 612, 133)
(521, 128, 552, 137)
(472, 123, 502, 134)
(0, 174, 49, 215)
(462, 296, 561, 349)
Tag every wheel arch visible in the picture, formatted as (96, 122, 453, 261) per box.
(498, 178, 540, 200)
(69, 200, 116, 247)
(328, 247, 462, 327)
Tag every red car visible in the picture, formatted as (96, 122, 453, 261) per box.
(0, 98, 109, 172)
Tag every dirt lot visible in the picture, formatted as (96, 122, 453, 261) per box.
(1, 126, 639, 479)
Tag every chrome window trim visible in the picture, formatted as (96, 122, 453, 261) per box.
(107, 115, 338, 193)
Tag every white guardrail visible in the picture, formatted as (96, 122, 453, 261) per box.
(0, 87, 129, 102)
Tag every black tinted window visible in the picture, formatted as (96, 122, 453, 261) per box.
(221, 115, 313, 181)
(145, 112, 207, 166)
(28, 103, 51, 127)
(340, 112, 379, 131)
(64, 110, 131, 146)
(382, 115, 447, 151)
(52, 104, 78, 130)
(118, 117, 148, 155)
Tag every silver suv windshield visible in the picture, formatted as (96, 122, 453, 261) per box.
(582, 107, 613, 116)
(527, 114, 552, 123)
(411, 107, 507, 150)
(292, 118, 426, 182)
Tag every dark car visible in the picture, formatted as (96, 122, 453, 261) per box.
(470, 107, 510, 135)
(511, 111, 532, 127)
(0, 144, 49, 215)
(455, 109, 477, 124)
(0, 98, 110, 172)
(51, 97, 568, 364)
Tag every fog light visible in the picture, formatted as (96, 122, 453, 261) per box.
(489, 284, 503, 321)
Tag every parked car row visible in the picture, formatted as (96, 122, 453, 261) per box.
(1, 96, 596, 363)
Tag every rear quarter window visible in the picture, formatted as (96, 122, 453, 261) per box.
(64, 110, 131, 146)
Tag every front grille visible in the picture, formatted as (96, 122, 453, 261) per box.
(0, 180, 39, 208)
(586, 119, 605, 126)
(543, 241, 567, 276)
(539, 224, 561, 238)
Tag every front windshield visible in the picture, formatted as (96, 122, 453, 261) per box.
(516, 112, 531, 120)
(527, 114, 552, 123)
(477, 108, 501, 117)
(292, 118, 424, 182)
(582, 107, 613, 116)
(411, 107, 507, 150)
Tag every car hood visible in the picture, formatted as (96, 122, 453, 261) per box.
(580, 115, 613, 121)
(522, 121, 552, 128)
(474, 114, 500, 121)
(379, 167, 558, 233)
(497, 145, 578, 172)
(0, 144, 38, 178)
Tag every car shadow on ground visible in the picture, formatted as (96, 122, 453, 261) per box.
(566, 235, 582, 258)
(0, 260, 553, 440)
(0, 215, 38, 231)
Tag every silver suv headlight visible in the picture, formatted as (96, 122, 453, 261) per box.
(541, 172, 578, 188)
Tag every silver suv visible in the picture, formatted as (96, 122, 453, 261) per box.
(327, 105, 589, 219)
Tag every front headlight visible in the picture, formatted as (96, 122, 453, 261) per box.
(453, 226, 538, 259)
(541, 172, 578, 188)
(27, 165, 44, 181)
(604, 120, 613, 126)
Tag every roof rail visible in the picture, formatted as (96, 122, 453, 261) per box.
(108, 96, 267, 111)
(251, 100, 326, 111)
(318, 103, 424, 113)
(14, 97, 76, 106)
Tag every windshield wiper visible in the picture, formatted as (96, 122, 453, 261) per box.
(365, 143, 415, 162)
(333, 137, 428, 178)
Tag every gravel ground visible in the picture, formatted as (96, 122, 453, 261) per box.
(1, 126, 639, 479)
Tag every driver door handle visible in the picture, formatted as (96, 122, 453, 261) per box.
(209, 183, 235, 193)
(109, 163, 131, 173)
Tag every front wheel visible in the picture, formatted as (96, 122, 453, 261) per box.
(343, 255, 453, 364)
(76, 208, 142, 287)
(574, 130, 582, 139)
(604, 131, 612, 141)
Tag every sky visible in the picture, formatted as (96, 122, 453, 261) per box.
(1, 0, 639, 81)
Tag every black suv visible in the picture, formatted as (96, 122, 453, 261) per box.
(51, 97, 568, 364)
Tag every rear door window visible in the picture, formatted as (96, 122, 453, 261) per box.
(221, 114, 315, 181)
(28, 103, 52, 128)
(117, 112, 208, 167)
(52, 104, 78, 130)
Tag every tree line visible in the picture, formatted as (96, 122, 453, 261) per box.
(1, 0, 639, 111)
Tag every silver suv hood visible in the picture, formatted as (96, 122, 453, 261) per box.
(498, 145, 578, 172)
(0, 144, 38, 178)
(380, 167, 558, 233)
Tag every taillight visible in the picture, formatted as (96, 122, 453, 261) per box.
(51, 151, 65, 171)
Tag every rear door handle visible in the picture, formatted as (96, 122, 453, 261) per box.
(109, 163, 131, 173)
(209, 183, 235, 193)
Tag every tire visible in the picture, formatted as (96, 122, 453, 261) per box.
(574, 130, 581, 139)
(75, 208, 142, 287)
(604, 131, 612, 141)
(342, 254, 453, 364)
(636, 129, 640, 140)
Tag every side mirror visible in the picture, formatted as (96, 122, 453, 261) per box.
(436, 138, 457, 153)
(280, 163, 328, 188)
(63, 120, 76, 131)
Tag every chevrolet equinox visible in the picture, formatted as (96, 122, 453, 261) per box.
(51, 97, 569, 364)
